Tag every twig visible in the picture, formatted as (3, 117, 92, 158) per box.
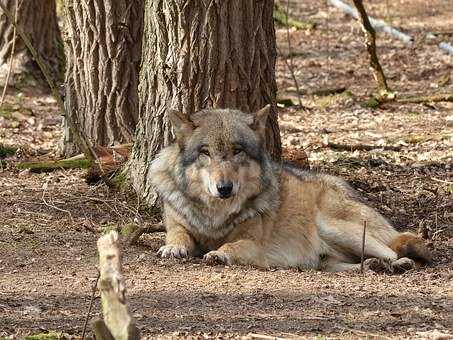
(284, 0, 303, 108)
(128, 222, 165, 245)
(325, 141, 401, 152)
(82, 270, 101, 340)
(248, 334, 289, 340)
(352, 0, 389, 95)
(0, 2, 99, 170)
(360, 220, 367, 274)
(41, 182, 74, 224)
(0, 0, 19, 106)
(431, 177, 453, 185)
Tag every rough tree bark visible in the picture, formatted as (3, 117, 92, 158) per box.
(0, 0, 62, 86)
(61, 1, 144, 156)
(129, 0, 282, 206)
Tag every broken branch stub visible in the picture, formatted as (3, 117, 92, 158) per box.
(95, 231, 140, 340)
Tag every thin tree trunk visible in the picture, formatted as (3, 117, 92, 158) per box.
(0, 0, 62, 86)
(128, 0, 282, 206)
(61, 1, 144, 156)
(352, 0, 389, 94)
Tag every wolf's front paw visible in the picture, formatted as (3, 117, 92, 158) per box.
(363, 258, 393, 273)
(391, 257, 415, 273)
(158, 245, 189, 259)
(203, 250, 232, 266)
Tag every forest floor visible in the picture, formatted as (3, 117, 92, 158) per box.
(1, 0, 452, 339)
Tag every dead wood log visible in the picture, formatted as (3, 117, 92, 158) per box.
(16, 159, 91, 172)
(94, 231, 140, 340)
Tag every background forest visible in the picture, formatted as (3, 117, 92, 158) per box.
(0, 0, 452, 339)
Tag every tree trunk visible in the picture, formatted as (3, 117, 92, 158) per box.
(60, 1, 144, 156)
(0, 0, 62, 86)
(128, 0, 282, 206)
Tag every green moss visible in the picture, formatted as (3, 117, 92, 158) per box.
(100, 224, 119, 235)
(0, 144, 17, 158)
(120, 223, 139, 237)
(360, 97, 380, 108)
(0, 102, 18, 119)
(273, 4, 316, 30)
(24, 331, 65, 340)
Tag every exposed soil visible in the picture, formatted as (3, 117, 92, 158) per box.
(1, 0, 452, 339)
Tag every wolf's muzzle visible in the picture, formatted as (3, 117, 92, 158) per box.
(216, 180, 233, 199)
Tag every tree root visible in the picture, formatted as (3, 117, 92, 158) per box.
(127, 222, 165, 246)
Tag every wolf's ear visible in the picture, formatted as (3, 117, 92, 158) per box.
(168, 109, 194, 142)
(250, 104, 271, 140)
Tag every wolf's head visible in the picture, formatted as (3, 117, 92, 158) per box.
(168, 106, 271, 204)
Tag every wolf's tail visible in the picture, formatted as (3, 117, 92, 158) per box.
(390, 232, 432, 265)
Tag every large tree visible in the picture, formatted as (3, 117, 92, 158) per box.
(61, 0, 144, 156)
(0, 0, 62, 86)
(128, 0, 282, 206)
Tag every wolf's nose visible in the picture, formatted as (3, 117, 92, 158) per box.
(216, 181, 233, 198)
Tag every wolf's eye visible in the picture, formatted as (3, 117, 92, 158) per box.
(200, 148, 210, 157)
(233, 147, 243, 155)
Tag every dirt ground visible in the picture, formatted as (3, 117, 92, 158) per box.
(1, 0, 452, 339)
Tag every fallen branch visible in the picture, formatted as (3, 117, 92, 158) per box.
(94, 231, 140, 340)
(248, 334, 289, 340)
(327, 0, 413, 44)
(17, 159, 91, 172)
(395, 93, 453, 104)
(328, 0, 453, 56)
(325, 142, 401, 152)
(273, 4, 315, 30)
(285, 86, 347, 97)
(426, 33, 453, 55)
(15, 143, 132, 173)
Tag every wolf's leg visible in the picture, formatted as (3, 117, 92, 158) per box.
(204, 239, 266, 267)
(158, 224, 196, 259)
(319, 218, 398, 261)
(203, 216, 268, 267)
(321, 256, 362, 272)
(322, 255, 398, 273)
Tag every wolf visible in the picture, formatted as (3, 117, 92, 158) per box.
(149, 105, 432, 272)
